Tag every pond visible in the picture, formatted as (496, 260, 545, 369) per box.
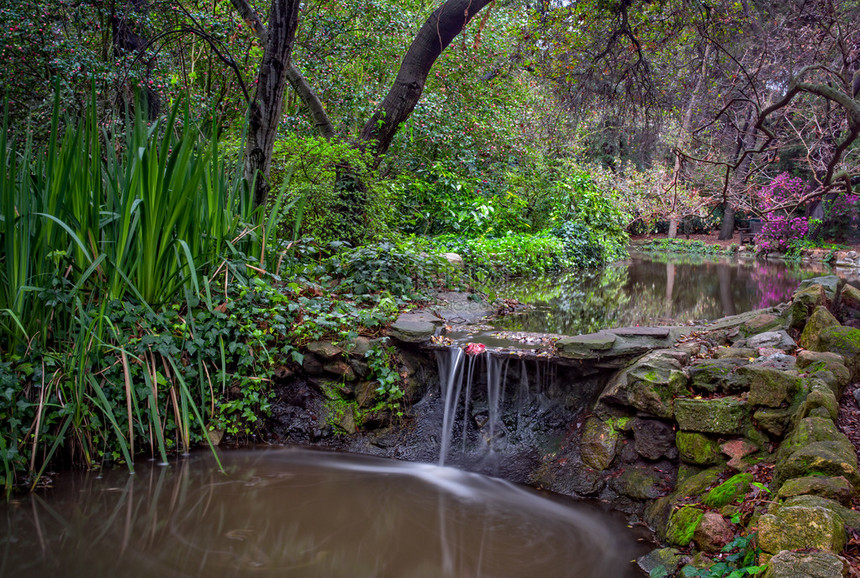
(0, 449, 645, 578)
(490, 251, 841, 335)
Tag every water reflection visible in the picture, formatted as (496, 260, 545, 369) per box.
(491, 252, 831, 335)
(0, 449, 641, 578)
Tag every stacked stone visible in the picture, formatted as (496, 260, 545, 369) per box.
(575, 276, 860, 577)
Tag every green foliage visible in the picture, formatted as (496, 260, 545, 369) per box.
(640, 239, 731, 256)
(364, 338, 404, 416)
(432, 233, 569, 277)
(679, 534, 766, 578)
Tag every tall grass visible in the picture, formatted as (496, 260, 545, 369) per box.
(0, 90, 267, 495)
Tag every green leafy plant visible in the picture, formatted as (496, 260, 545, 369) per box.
(679, 534, 767, 578)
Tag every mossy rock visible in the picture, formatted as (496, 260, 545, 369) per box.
(675, 397, 749, 435)
(777, 494, 860, 532)
(579, 416, 620, 470)
(799, 306, 841, 351)
(702, 472, 753, 508)
(774, 440, 860, 489)
(797, 276, 841, 300)
(775, 417, 851, 463)
(688, 358, 751, 394)
(813, 325, 860, 380)
(776, 475, 855, 505)
(740, 366, 802, 408)
(797, 380, 839, 421)
(665, 505, 704, 547)
(713, 347, 758, 360)
(676, 432, 722, 466)
(753, 406, 797, 438)
(636, 548, 689, 577)
(763, 550, 850, 578)
(757, 505, 846, 555)
(787, 284, 827, 329)
(609, 465, 670, 500)
(625, 355, 689, 418)
(740, 313, 783, 336)
(841, 283, 860, 317)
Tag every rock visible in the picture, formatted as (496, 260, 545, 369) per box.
(556, 332, 617, 358)
(442, 252, 464, 267)
(775, 441, 860, 488)
(713, 347, 758, 360)
(330, 406, 357, 434)
(777, 495, 860, 532)
(812, 325, 860, 380)
(753, 406, 796, 438)
(346, 336, 372, 357)
(746, 330, 796, 353)
(797, 380, 839, 421)
(763, 550, 849, 578)
(799, 306, 841, 351)
(757, 506, 846, 555)
(633, 418, 677, 460)
(302, 353, 325, 375)
(388, 316, 437, 343)
(579, 417, 620, 470)
(798, 276, 842, 300)
(675, 397, 749, 435)
(598, 353, 688, 418)
(797, 350, 851, 396)
(841, 283, 860, 317)
(693, 512, 735, 553)
(609, 465, 671, 499)
(788, 284, 827, 329)
(307, 340, 343, 359)
(665, 506, 704, 547)
(741, 313, 782, 336)
(676, 432, 722, 466)
(721, 439, 759, 470)
(348, 359, 370, 379)
(740, 366, 802, 408)
(750, 352, 797, 372)
(703, 472, 753, 508)
(776, 417, 854, 463)
(323, 360, 356, 381)
(689, 358, 751, 394)
(776, 475, 855, 505)
(637, 548, 689, 577)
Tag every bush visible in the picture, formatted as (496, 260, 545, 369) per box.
(432, 233, 569, 277)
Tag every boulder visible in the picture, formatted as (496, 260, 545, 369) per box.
(702, 472, 753, 508)
(633, 418, 677, 460)
(323, 360, 356, 381)
(841, 283, 860, 318)
(777, 495, 860, 532)
(788, 283, 828, 329)
(693, 512, 735, 553)
(757, 506, 846, 555)
(688, 358, 751, 394)
(740, 366, 802, 408)
(713, 347, 758, 360)
(797, 380, 839, 421)
(750, 352, 797, 372)
(812, 325, 860, 380)
(745, 330, 796, 353)
(763, 550, 849, 578)
(753, 406, 796, 438)
(799, 306, 841, 351)
(776, 475, 855, 506)
(676, 432, 722, 466)
(307, 340, 343, 359)
(740, 313, 782, 336)
(721, 439, 760, 470)
(609, 465, 671, 500)
(637, 548, 689, 577)
(797, 350, 851, 396)
(775, 440, 860, 488)
(388, 315, 437, 343)
(776, 417, 853, 462)
(557, 333, 616, 359)
(442, 252, 464, 267)
(579, 417, 620, 470)
(665, 506, 704, 547)
(598, 353, 688, 418)
(675, 397, 749, 435)
(797, 276, 841, 301)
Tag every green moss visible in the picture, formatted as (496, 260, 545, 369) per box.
(703, 473, 753, 508)
(666, 506, 704, 546)
(321, 382, 362, 434)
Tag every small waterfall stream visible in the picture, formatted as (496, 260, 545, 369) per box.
(435, 346, 555, 466)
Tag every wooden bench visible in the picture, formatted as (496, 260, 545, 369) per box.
(738, 219, 762, 244)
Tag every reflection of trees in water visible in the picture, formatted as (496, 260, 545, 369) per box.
(494, 255, 820, 335)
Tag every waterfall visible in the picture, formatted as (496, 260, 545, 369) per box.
(437, 347, 465, 466)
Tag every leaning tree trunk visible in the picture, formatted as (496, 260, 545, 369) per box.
(245, 0, 301, 208)
(359, 0, 495, 157)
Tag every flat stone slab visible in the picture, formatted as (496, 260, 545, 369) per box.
(388, 312, 442, 343)
(608, 327, 670, 338)
(557, 333, 616, 358)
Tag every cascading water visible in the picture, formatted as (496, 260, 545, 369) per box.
(436, 345, 552, 466)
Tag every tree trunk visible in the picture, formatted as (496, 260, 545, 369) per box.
(359, 0, 494, 157)
(667, 217, 678, 239)
(718, 204, 735, 241)
(245, 0, 301, 208)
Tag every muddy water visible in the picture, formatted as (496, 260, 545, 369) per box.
(491, 252, 836, 335)
(0, 449, 644, 577)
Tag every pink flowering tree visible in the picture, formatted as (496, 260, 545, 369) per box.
(754, 173, 810, 253)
